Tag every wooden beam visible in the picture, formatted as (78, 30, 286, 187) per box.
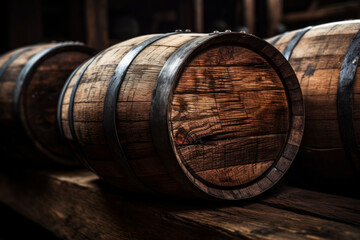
(85, 0, 109, 50)
(266, 0, 283, 37)
(0, 169, 359, 240)
(194, 0, 203, 33)
(179, 0, 195, 31)
(259, 186, 360, 227)
(244, 0, 255, 34)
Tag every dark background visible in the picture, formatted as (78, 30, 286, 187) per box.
(0, 0, 359, 238)
(0, 0, 359, 53)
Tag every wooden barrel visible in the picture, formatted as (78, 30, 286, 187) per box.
(0, 42, 95, 165)
(59, 32, 304, 200)
(267, 20, 360, 193)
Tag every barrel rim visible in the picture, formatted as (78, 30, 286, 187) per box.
(151, 32, 304, 200)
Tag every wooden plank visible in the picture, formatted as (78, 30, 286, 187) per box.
(259, 186, 360, 227)
(0, 169, 359, 240)
(172, 203, 359, 240)
(194, 0, 203, 33)
(0, 202, 58, 239)
(266, 0, 283, 37)
(244, 0, 255, 34)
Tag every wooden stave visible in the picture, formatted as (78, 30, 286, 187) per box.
(103, 33, 180, 195)
(0, 43, 96, 165)
(60, 34, 204, 197)
(60, 32, 304, 200)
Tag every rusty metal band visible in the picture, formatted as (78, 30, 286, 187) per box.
(150, 34, 220, 196)
(57, 61, 86, 137)
(67, 50, 103, 144)
(282, 26, 312, 60)
(269, 33, 284, 45)
(337, 29, 360, 173)
(12, 42, 94, 162)
(13, 42, 88, 120)
(103, 32, 179, 193)
(0, 47, 33, 80)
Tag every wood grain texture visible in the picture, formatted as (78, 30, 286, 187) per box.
(62, 34, 206, 196)
(0, 43, 94, 165)
(0, 169, 359, 240)
(170, 45, 289, 187)
(267, 20, 360, 190)
(259, 185, 360, 227)
(0, 44, 55, 122)
(60, 33, 303, 199)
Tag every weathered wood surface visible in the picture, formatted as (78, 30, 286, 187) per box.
(60, 32, 303, 200)
(0, 43, 94, 165)
(267, 20, 360, 194)
(0, 169, 359, 240)
(170, 45, 289, 187)
(0, 44, 53, 162)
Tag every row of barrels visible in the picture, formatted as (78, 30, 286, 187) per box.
(0, 20, 359, 200)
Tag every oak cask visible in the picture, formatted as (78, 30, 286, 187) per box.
(59, 32, 304, 200)
(0, 42, 95, 165)
(267, 20, 360, 192)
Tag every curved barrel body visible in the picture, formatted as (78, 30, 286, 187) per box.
(268, 20, 360, 192)
(0, 42, 95, 165)
(59, 32, 304, 200)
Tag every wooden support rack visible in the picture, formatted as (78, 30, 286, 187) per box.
(0, 168, 359, 240)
